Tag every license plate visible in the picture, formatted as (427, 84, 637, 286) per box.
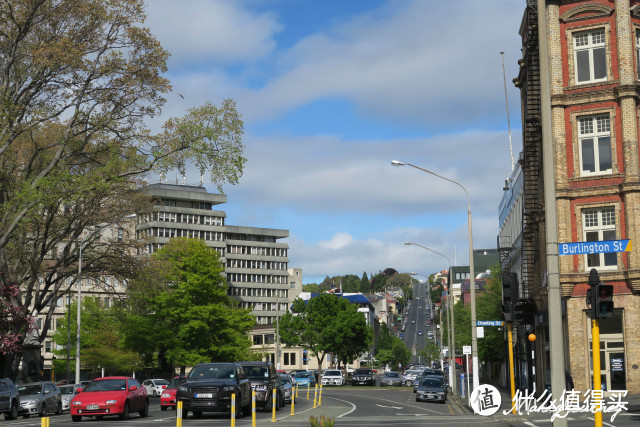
(195, 393, 213, 398)
(425, 394, 434, 398)
(87, 405, 99, 410)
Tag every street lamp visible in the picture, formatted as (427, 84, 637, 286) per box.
(407, 244, 456, 396)
(393, 160, 479, 393)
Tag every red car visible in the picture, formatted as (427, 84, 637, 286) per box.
(160, 376, 186, 411)
(70, 376, 149, 422)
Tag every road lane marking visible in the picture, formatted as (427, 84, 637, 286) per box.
(376, 404, 402, 409)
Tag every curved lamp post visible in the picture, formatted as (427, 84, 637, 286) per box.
(406, 244, 456, 396)
(392, 160, 479, 394)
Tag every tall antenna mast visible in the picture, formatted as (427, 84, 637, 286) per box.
(501, 51, 515, 172)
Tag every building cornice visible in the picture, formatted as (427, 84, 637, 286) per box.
(560, 3, 614, 23)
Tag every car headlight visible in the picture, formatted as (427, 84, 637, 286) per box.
(72, 401, 83, 405)
(222, 386, 235, 392)
(178, 386, 189, 393)
(105, 400, 117, 404)
(21, 399, 37, 405)
(161, 392, 171, 398)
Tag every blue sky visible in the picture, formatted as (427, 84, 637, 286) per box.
(145, 0, 525, 284)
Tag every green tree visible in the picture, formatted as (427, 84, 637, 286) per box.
(377, 338, 411, 370)
(52, 297, 140, 377)
(302, 283, 320, 293)
(0, 0, 247, 378)
(418, 340, 440, 366)
(279, 293, 372, 371)
(121, 238, 254, 373)
(359, 272, 370, 293)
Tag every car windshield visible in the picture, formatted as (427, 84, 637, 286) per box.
(421, 379, 443, 388)
(189, 365, 235, 380)
(18, 384, 42, 395)
(384, 372, 399, 378)
(59, 385, 75, 395)
(154, 379, 169, 386)
(355, 369, 372, 375)
(324, 370, 341, 376)
(294, 372, 311, 379)
(83, 379, 127, 392)
(243, 366, 269, 379)
(168, 377, 186, 388)
(279, 375, 291, 384)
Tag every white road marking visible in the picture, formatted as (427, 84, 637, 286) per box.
(376, 404, 402, 409)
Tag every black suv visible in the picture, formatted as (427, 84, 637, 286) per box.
(238, 361, 284, 412)
(352, 368, 376, 386)
(0, 378, 20, 420)
(176, 363, 251, 418)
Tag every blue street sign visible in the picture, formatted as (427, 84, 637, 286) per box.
(476, 321, 504, 327)
(559, 239, 632, 256)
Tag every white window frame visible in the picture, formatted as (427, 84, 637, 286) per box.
(637, 29, 640, 80)
(583, 207, 617, 271)
(574, 29, 607, 84)
(578, 114, 612, 176)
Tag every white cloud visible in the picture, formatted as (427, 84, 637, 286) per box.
(145, 0, 281, 66)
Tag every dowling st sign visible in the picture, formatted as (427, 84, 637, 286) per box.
(559, 239, 631, 256)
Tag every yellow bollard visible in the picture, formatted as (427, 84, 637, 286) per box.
(41, 417, 49, 427)
(318, 383, 322, 406)
(290, 390, 295, 415)
(251, 390, 256, 427)
(313, 384, 318, 408)
(306, 383, 310, 399)
(231, 393, 236, 427)
(271, 388, 277, 423)
(176, 401, 183, 427)
(295, 383, 299, 399)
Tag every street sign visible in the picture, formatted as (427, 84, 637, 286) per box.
(476, 320, 504, 326)
(463, 345, 471, 355)
(559, 239, 631, 255)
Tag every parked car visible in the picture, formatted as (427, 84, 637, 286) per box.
(17, 381, 62, 417)
(176, 363, 251, 419)
(352, 368, 375, 386)
(160, 376, 186, 411)
(59, 384, 81, 412)
(238, 361, 285, 412)
(379, 371, 403, 387)
(415, 377, 447, 403)
(279, 374, 295, 404)
(142, 378, 169, 397)
(70, 376, 149, 421)
(291, 371, 316, 388)
(402, 369, 424, 387)
(321, 370, 345, 386)
(0, 378, 20, 420)
(413, 369, 445, 392)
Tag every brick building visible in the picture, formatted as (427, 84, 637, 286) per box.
(511, 0, 640, 395)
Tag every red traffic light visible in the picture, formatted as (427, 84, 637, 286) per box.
(595, 284, 614, 318)
(598, 285, 613, 299)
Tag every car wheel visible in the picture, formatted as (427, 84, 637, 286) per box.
(242, 400, 252, 417)
(161, 405, 168, 411)
(416, 397, 420, 402)
(140, 399, 149, 417)
(40, 403, 47, 417)
(231, 395, 243, 419)
(193, 410, 203, 418)
(264, 395, 272, 412)
(72, 415, 82, 422)
(153, 390, 158, 397)
(6, 403, 18, 420)
(405, 380, 413, 387)
(56, 401, 63, 415)
(119, 402, 129, 420)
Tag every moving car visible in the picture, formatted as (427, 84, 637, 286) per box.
(321, 370, 345, 386)
(292, 371, 316, 388)
(413, 369, 445, 392)
(238, 361, 285, 412)
(142, 378, 169, 397)
(279, 374, 295, 404)
(352, 368, 375, 386)
(18, 381, 62, 417)
(176, 363, 251, 419)
(415, 377, 447, 403)
(160, 376, 186, 411)
(379, 371, 402, 387)
(70, 376, 149, 421)
(59, 384, 81, 412)
(418, 330, 423, 335)
(0, 378, 20, 420)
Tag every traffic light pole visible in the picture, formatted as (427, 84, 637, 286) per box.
(507, 322, 516, 414)
(591, 318, 602, 427)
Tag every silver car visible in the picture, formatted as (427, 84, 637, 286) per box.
(17, 381, 62, 417)
(401, 369, 424, 387)
(58, 384, 81, 411)
(380, 371, 403, 387)
(279, 374, 295, 403)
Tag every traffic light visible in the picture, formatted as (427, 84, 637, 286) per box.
(594, 283, 614, 318)
(501, 272, 518, 322)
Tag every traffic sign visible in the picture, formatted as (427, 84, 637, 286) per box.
(476, 320, 504, 326)
(463, 345, 471, 355)
(559, 239, 631, 255)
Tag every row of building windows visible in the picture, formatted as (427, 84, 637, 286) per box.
(227, 273, 287, 284)
(227, 259, 287, 270)
(159, 198, 213, 211)
(139, 227, 225, 241)
(228, 245, 287, 257)
(230, 287, 288, 299)
(142, 243, 225, 256)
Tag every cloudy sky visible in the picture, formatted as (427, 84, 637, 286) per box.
(144, 0, 525, 284)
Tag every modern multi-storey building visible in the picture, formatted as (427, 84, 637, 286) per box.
(136, 183, 291, 325)
(511, 0, 640, 395)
